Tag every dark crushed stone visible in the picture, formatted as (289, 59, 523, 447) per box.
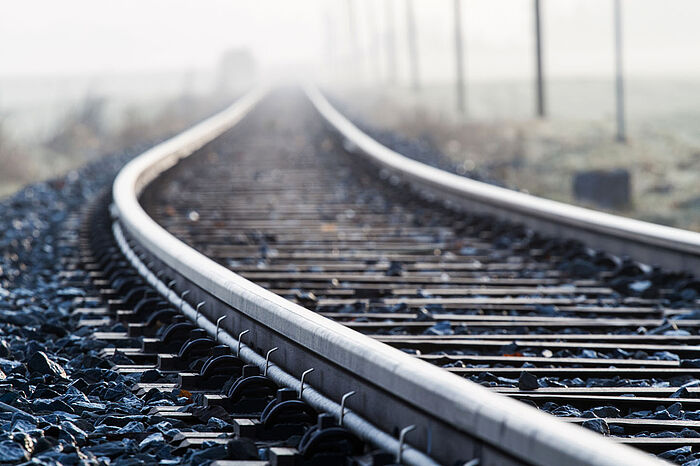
(518, 371, 539, 390)
(660, 446, 693, 461)
(226, 438, 258, 459)
(0, 439, 30, 462)
(583, 406, 620, 418)
(0, 142, 250, 464)
(581, 418, 610, 435)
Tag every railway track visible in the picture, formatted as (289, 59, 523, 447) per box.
(88, 86, 700, 465)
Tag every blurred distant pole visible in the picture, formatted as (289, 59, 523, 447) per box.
(613, 0, 627, 142)
(453, 0, 466, 114)
(346, 0, 361, 82)
(385, 0, 398, 85)
(367, 0, 382, 82)
(324, 8, 334, 82)
(534, 0, 545, 118)
(406, 0, 420, 91)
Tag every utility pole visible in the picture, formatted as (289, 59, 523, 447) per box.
(613, 0, 626, 142)
(453, 0, 466, 114)
(324, 8, 335, 83)
(406, 0, 420, 91)
(366, 0, 382, 83)
(534, 0, 545, 118)
(385, 0, 397, 85)
(346, 0, 360, 82)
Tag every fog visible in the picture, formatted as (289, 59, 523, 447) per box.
(3, 0, 700, 132)
(3, 0, 700, 140)
(1, 0, 699, 229)
(0, 0, 323, 77)
(2, 0, 700, 81)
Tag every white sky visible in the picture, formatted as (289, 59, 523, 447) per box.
(0, 0, 325, 77)
(1, 0, 699, 80)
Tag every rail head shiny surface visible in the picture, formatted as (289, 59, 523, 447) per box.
(305, 84, 700, 273)
(112, 86, 667, 466)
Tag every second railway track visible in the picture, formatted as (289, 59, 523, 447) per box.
(99, 86, 700, 465)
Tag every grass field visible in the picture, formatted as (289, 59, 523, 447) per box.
(0, 72, 229, 199)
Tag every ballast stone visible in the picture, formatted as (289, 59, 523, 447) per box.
(27, 351, 67, 378)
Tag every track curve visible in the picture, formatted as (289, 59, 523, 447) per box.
(108, 87, 700, 465)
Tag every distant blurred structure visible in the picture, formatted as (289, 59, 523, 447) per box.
(216, 48, 257, 97)
(573, 169, 631, 210)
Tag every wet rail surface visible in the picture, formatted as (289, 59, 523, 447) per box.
(138, 91, 700, 464)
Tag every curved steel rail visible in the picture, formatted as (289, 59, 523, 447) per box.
(306, 84, 700, 273)
(112, 86, 665, 466)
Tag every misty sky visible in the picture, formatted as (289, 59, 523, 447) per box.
(1, 0, 700, 81)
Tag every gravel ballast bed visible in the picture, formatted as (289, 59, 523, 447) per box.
(0, 152, 239, 465)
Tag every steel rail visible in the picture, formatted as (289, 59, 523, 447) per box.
(112, 222, 438, 466)
(305, 84, 700, 273)
(112, 86, 665, 465)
